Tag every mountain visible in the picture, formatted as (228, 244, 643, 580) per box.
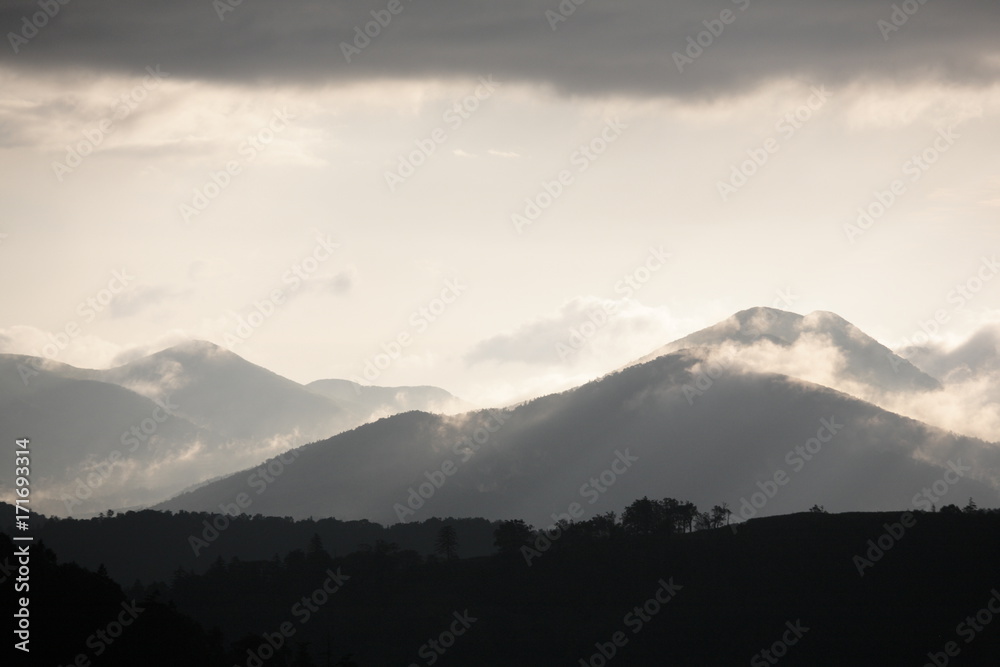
(902, 324, 1000, 383)
(890, 324, 1000, 442)
(0, 341, 468, 516)
(622, 306, 999, 440)
(158, 349, 1000, 526)
(0, 355, 213, 514)
(631, 307, 941, 394)
(94, 341, 349, 442)
(305, 378, 472, 419)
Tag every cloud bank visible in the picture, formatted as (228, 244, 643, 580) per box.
(2, 0, 999, 98)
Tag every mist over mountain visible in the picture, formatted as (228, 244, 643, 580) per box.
(305, 378, 473, 418)
(633, 307, 941, 393)
(8, 310, 999, 526)
(159, 345, 1000, 526)
(0, 355, 213, 513)
(0, 341, 468, 516)
(7, 4, 1000, 660)
(626, 306, 1000, 444)
(902, 324, 1000, 382)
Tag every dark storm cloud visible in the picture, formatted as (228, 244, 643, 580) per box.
(1, 0, 999, 97)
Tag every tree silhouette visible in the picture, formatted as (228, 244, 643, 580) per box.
(306, 532, 325, 555)
(622, 496, 658, 536)
(711, 503, 732, 527)
(435, 524, 459, 560)
(678, 501, 699, 533)
(359, 539, 400, 555)
(493, 519, 534, 557)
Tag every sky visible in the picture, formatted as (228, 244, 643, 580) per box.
(1, 0, 999, 407)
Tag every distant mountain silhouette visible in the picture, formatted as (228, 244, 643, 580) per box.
(305, 378, 473, 418)
(903, 323, 1000, 383)
(158, 350, 1000, 525)
(0, 341, 467, 516)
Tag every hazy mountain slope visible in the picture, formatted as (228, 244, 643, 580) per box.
(159, 351, 1000, 526)
(889, 324, 1000, 442)
(0, 342, 471, 516)
(0, 356, 213, 515)
(305, 378, 472, 419)
(902, 324, 1000, 382)
(631, 307, 941, 394)
(94, 341, 346, 442)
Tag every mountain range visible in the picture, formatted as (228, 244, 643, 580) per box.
(0, 341, 468, 516)
(4, 307, 999, 524)
(158, 308, 1000, 526)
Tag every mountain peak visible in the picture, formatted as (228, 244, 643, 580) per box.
(161, 339, 231, 358)
(728, 307, 803, 340)
(732, 306, 799, 319)
(628, 306, 941, 394)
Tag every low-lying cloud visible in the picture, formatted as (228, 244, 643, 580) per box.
(466, 296, 676, 368)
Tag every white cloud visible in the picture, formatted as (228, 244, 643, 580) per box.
(467, 296, 678, 369)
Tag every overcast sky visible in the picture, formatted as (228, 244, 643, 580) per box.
(1, 0, 999, 406)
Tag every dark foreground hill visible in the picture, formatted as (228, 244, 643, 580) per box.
(1, 533, 224, 667)
(3, 505, 496, 586)
(163, 510, 1000, 666)
(7, 508, 1000, 666)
